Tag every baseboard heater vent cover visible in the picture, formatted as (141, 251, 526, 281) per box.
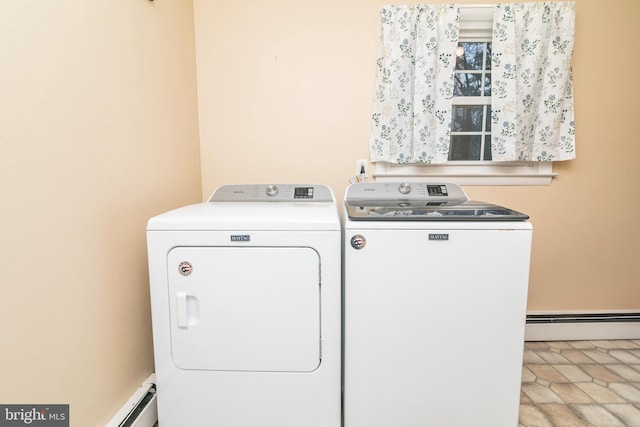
(525, 312, 640, 341)
(527, 312, 640, 324)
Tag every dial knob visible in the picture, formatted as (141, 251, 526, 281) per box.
(265, 184, 279, 197)
(398, 182, 412, 194)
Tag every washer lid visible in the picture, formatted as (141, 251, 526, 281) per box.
(345, 182, 529, 221)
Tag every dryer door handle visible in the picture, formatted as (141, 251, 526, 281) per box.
(176, 291, 199, 328)
(176, 292, 188, 327)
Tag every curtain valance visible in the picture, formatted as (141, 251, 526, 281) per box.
(369, 2, 576, 164)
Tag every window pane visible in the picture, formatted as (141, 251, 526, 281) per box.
(485, 106, 492, 132)
(485, 43, 492, 70)
(452, 106, 483, 132)
(484, 135, 492, 161)
(483, 74, 491, 97)
(454, 73, 482, 96)
(449, 135, 482, 161)
(455, 43, 484, 70)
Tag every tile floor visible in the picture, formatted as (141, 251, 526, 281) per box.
(520, 340, 640, 426)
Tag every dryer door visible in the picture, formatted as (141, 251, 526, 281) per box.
(167, 246, 321, 372)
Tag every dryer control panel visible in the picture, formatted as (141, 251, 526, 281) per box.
(209, 184, 334, 202)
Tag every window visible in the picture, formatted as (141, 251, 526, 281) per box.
(451, 41, 493, 161)
(374, 6, 555, 185)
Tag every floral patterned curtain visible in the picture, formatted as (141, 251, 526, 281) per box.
(369, 5, 460, 164)
(491, 2, 576, 161)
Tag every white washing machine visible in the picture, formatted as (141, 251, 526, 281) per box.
(147, 184, 341, 427)
(343, 182, 532, 427)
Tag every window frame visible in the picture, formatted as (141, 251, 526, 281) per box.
(450, 40, 492, 162)
(373, 5, 555, 186)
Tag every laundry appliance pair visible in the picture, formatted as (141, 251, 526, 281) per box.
(147, 182, 532, 427)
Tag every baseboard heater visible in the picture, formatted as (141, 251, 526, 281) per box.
(106, 374, 157, 427)
(527, 312, 640, 324)
(525, 312, 640, 341)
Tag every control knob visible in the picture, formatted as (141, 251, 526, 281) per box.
(398, 182, 412, 194)
(266, 184, 279, 197)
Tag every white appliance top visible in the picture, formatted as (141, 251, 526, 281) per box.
(345, 182, 529, 221)
(148, 184, 339, 231)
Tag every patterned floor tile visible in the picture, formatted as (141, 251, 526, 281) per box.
(609, 349, 640, 364)
(520, 340, 640, 426)
(538, 404, 587, 426)
(561, 350, 598, 364)
(606, 364, 640, 382)
(580, 350, 620, 364)
(611, 340, 640, 349)
(609, 382, 640, 402)
(519, 404, 554, 427)
(580, 364, 624, 383)
(522, 383, 564, 404)
(528, 365, 570, 384)
(550, 383, 594, 404)
(575, 383, 626, 404)
(524, 349, 547, 364)
(590, 340, 622, 350)
(522, 366, 536, 383)
(569, 341, 597, 349)
(603, 404, 640, 426)
(553, 364, 592, 383)
(548, 341, 575, 350)
(536, 350, 573, 365)
(572, 404, 626, 426)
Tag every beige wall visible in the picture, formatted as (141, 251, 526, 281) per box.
(195, 0, 640, 312)
(0, 1, 201, 425)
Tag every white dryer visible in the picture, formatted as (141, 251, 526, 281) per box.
(147, 184, 341, 427)
(343, 182, 532, 427)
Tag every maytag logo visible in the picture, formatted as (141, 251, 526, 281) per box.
(230, 235, 250, 242)
(429, 233, 449, 241)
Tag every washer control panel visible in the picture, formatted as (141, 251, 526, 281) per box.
(209, 184, 334, 202)
(344, 182, 529, 221)
(345, 182, 468, 205)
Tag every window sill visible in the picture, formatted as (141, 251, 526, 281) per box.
(373, 161, 555, 186)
